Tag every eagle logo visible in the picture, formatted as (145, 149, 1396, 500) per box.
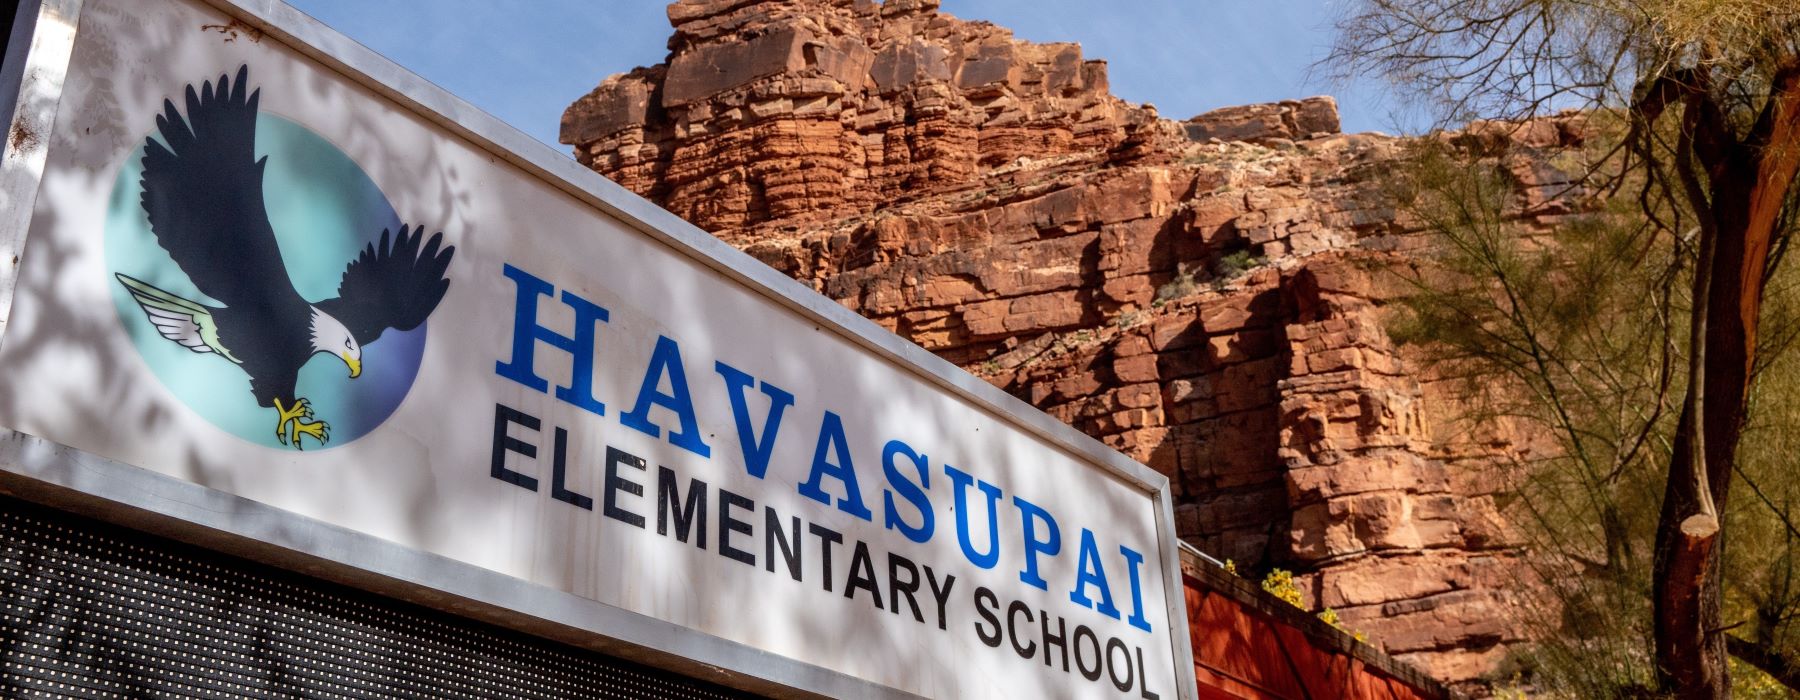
(110, 66, 454, 450)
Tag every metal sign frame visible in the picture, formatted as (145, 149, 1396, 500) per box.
(0, 1, 1200, 697)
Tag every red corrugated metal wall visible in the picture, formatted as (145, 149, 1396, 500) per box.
(1185, 575, 1441, 700)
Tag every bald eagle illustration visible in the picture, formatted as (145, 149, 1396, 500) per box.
(116, 66, 454, 449)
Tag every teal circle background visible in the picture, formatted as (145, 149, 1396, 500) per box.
(106, 113, 428, 449)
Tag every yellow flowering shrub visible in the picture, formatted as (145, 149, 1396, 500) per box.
(1260, 568, 1368, 644)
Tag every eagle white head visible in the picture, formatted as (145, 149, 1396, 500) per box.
(309, 306, 362, 378)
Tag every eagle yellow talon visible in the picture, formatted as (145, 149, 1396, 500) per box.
(291, 418, 329, 449)
(274, 397, 329, 449)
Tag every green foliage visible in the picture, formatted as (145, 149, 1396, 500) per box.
(1387, 132, 1800, 697)
(1152, 249, 1268, 308)
(1731, 655, 1800, 700)
(1386, 136, 1674, 696)
(1154, 269, 1198, 305)
(1721, 273, 1800, 694)
(1331, 0, 1800, 693)
(1212, 249, 1263, 282)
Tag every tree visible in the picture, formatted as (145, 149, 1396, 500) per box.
(1387, 136, 1671, 695)
(1331, 1, 1800, 696)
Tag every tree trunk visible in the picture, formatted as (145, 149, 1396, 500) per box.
(1726, 635, 1800, 694)
(1651, 64, 1800, 698)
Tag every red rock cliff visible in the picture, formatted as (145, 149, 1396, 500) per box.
(563, 0, 1584, 686)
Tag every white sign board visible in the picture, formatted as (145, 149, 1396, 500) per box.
(0, 1, 1195, 697)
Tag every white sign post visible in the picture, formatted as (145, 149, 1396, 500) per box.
(0, 1, 1198, 698)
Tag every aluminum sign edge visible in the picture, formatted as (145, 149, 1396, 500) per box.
(0, 0, 80, 344)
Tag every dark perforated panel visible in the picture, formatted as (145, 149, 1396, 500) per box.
(0, 496, 761, 699)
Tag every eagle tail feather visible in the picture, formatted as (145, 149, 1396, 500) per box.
(115, 273, 240, 363)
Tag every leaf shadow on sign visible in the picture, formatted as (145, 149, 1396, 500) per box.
(618, 232, 1138, 696)
(0, 0, 252, 492)
(313, 74, 481, 562)
(4, 5, 1164, 696)
(0, 6, 137, 442)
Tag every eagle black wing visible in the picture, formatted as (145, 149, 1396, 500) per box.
(140, 65, 300, 312)
(316, 225, 455, 345)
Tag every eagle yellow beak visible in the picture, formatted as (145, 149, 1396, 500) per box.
(342, 353, 362, 378)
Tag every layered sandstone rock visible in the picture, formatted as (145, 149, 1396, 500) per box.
(562, 0, 1149, 241)
(563, 0, 1584, 687)
(1183, 97, 1342, 145)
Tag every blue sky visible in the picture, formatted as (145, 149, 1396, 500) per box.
(285, 1, 1406, 154)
